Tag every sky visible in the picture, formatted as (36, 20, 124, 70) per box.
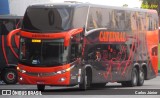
(50, 0, 142, 8)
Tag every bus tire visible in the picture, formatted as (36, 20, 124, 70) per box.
(37, 85, 45, 91)
(2, 68, 18, 84)
(137, 68, 144, 86)
(129, 68, 138, 87)
(121, 68, 138, 87)
(79, 69, 91, 90)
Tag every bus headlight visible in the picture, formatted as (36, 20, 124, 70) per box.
(56, 70, 66, 74)
(17, 67, 26, 73)
(56, 65, 75, 75)
(21, 70, 26, 73)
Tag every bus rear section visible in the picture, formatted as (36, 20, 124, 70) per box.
(8, 3, 158, 91)
(0, 15, 22, 84)
(83, 7, 158, 88)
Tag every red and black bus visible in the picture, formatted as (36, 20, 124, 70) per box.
(0, 15, 22, 84)
(8, 3, 159, 90)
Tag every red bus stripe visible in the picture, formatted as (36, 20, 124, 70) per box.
(7, 29, 20, 58)
(2, 35, 9, 65)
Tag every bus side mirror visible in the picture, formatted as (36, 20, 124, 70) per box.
(7, 29, 21, 58)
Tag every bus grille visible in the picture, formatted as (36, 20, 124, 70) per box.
(25, 71, 56, 77)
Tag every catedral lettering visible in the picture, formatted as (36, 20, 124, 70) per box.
(99, 31, 126, 42)
(7, 2, 159, 91)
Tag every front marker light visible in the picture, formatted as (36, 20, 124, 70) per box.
(17, 67, 20, 71)
(66, 65, 75, 71)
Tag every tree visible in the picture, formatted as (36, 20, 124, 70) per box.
(140, 0, 160, 16)
(141, 0, 160, 25)
(123, 4, 128, 7)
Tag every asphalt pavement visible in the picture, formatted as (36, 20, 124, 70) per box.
(0, 74, 160, 98)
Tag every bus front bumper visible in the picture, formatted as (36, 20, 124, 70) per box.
(17, 64, 73, 85)
(18, 71, 70, 85)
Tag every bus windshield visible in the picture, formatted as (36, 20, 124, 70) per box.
(22, 7, 73, 32)
(19, 38, 69, 67)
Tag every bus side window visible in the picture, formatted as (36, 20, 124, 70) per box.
(70, 43, 79, 62)
(70, 33, 82, 62)
(152, 46, 158, 56)
(0, 20, 9, 35)
(0, 21, 2, 35)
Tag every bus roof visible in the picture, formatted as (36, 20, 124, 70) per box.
(29, 3, 157, 14)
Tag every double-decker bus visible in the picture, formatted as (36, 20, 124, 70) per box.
(8, 3, 159, 91)
(0, 15, 22, 84)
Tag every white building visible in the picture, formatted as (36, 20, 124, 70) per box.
(9, 0, 56, 16)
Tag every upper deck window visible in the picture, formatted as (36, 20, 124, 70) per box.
(22, 7, 73, 33)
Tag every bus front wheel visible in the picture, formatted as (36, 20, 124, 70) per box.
(79, 69, 91, 90)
